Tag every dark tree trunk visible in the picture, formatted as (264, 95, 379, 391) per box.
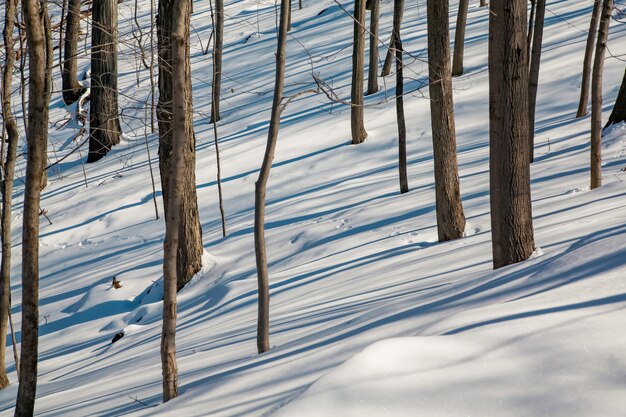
(427, 0, 466, 242)
(62, 0, 85, 104)
(605, 68, 626, 129)
(488, 0, 535, 269)
(366, 0, 379, 95)
(394, 0, 408, 193)
(526, 0, 536, 61)
(158, 0, 203, 291)
(160, 0, 191, 402)
(255, 0, 289, 354)
(381, 31, 394, 77)
(210, 0, 223, 123)
(451, 0, 468, 76)
(590, 0, 614, 189)
(577, 0, 602, 118)
(0, 0, 19, 391)
(528, 0, 546, 163)
(15, 0, 51, 413)
(351, 0, 368, 144)
(88, 0, 122, 162)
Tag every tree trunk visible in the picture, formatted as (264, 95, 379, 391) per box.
(366, 0, 379, 95)
(62, 0, 85, 104)
(526, 0, 535, 61)
(480, 0, 487, 6)
(488, 0, 535, 269)
(88, 0, 122, 162)
(210, 0, 223, 123)
(158, 0, 203, 291)
(590, 0, 614, 190)
(351, 0, 368, 144)
(255, 0, 289, 354)
(394, 0, 408, 193)
(577, 0, 602, 118)
(160, 0, 191, 401)
(15, 0, 51, 413)
(605, 68, 626, 129)
(0, 0, 19, 391)
(451, 0, 468, 77)
(381, 31, 394, 77)
(527, 0, 546, 163)
(427, 0, 466, 242)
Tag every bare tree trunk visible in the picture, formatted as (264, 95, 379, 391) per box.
(605, 68, 626, 129)
(161, 0, 191, 401)
(88, 0, 122, 162)
(351, 0, 368, 144)
(451, 0, 468, 77)
(158, 0, 203, 291)
(480, 0, 487, 6)
(577, 0, 602, 118)
(210, 0, 223, 123)
(0, 0, 19, 391)
(427, 0, 466, 242)
(393, 0, 408, 193)
(526, 0, 535, 61)
(15, 0, 51, 413)
(488, 0, 534, 269)
(590, 0, 614, 190)
(366, 0, 379, 95)
(59, 0, 67, 66)
(527, 0, 545, 163)
(381, 31, 394, 77)
(255, 0, 289, 354)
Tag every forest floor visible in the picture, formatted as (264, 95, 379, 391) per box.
(1, 0, 626, 416)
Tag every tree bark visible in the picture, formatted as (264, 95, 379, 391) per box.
(366, 0, 379, 95)
(158, 0, 203, 291)
(210, 0, 223, 123)
(488, 0, 534, 269)
(255, 0, 289, 354)
(528, 0, 546, 163)
(394, 0, 408, 193)
(160, 0, 191, 401)
(451, 0, 468, 77)
(0, 0, 19, 391)
(62, 0, 85, 104)
(427, 0, 466, 242)
(15, 0, 51, 413)
(605, 68, 626, 129)
(590, 0, 614, 190)
(88, 0, 122, 162)
(526, 0, 535, 61)
(351, 0, 368, 144)
(381, 31, 394, 77)
(577, 0, 602, 118)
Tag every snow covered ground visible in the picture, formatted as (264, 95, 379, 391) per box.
(1, 0, 626, 415)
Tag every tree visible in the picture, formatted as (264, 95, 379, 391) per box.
(160, 0, 192, 401)
(528, 0, 546, 163)
(88, 0, 122, 162)
(158, 0, 203, 290)
(0, 0, 19, 391)
(393, 0, 408, 193)
(590, 0, 614, 189)
(210, 0, 223, 123)
(62, 0, 85, 105)
(427, 0, 466, 242)
(366, 0, 380, 95)
(351, 0, 368, 144)
(488, 0, 534, 269)
(605, 68, 626, 129)
(577, 0, 602, 118)
(15, 0, 51, 413)
(255, 0, 289, 354)
(451, 0, 468, 76)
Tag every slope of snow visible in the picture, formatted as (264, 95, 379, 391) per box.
(0, 0, 625, 416)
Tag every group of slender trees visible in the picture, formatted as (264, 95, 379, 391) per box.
(1, 0, 625, 413)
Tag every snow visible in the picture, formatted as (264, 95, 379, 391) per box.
(1, 0, 626, 416)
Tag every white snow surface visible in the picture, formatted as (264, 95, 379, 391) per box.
(1, 0, 626, 416)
